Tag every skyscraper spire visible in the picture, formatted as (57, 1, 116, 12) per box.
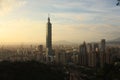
(48, 14, 50, 22)
(46, 14, 53, 62)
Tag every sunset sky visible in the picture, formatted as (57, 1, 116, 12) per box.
(0, 0, 120, 44)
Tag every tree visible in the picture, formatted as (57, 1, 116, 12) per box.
(116, 0, 120, 6)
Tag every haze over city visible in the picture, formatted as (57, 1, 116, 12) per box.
(0, 0, 120, 80)
(0, 0, 120, 44)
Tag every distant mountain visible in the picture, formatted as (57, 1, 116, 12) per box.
(107, 37, 120, 42)
(53, 40, 77, 45)
(113, 37, 120, 42)
(107, 37, 120, 46)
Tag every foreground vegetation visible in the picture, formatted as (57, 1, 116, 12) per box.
(0, 61, 65, 80)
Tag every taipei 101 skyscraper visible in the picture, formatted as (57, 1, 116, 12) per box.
(46, 15, 53, 62)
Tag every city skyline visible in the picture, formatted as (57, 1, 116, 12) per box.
(0, 0, 120, 44)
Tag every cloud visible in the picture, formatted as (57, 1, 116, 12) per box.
(52, 22, 120, 42)
(0, 0, 26, 16)
(0, 0, 119, 43)
(0, 18, 46, 43)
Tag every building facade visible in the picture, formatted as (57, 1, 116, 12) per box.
(46, 16, 53, 62)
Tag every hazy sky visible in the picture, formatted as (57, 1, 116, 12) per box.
(0, 0, 120, 44)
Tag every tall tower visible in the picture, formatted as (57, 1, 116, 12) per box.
(101, 39, 106, 53)
(46, 16, 53, 62)
(100, 39, 106, 67)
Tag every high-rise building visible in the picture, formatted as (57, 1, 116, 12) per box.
(101, 39, 106, 53)
(86, 43, 93, 67)
(46, 16, 53, 62)
(100, 39, 106, 67)
(78, 41, 88, 66)
(55, 49, 66, 64)
(38, 45, 43, 53)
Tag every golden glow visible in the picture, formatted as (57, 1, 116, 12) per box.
(0, 0, 119, 44)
